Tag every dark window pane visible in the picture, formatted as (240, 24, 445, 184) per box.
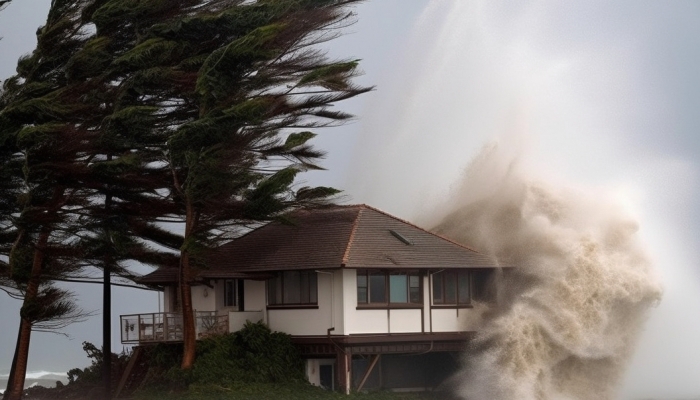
(357, 272, 367, 288)
(268, 276, 282, 305)
(432, 274, 443, 304)
(310, 273, 317, 303)
(301, 273, 310, 303)
(224, 280, 236, 307)
(358, 287, 367, 303)
(357, 271, 367, 303)
(458, 271, 470, 304)
(389, 274, 408, 303)
(369, 273, 386, 303)
(410, 287, 421, 303)
(409, 275, 420, 288)
(444, 271, 457, 304)
(283, 271, 301, 304)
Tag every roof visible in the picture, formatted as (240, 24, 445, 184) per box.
(140, 204, 499, 283)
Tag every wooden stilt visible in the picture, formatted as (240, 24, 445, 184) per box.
(336, 348, 352, 395)
(356, 354, 381, 392)
(114, 346, 142, 399)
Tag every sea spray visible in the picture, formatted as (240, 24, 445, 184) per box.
(432, 142, 662, 400)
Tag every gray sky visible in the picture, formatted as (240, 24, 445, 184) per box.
(2, 1, 700, 399)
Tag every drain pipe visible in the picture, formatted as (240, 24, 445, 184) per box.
(428, 269, 445, 333)
(316, 270, 348, 393)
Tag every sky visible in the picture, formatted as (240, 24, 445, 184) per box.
(2, 1, 700, 399)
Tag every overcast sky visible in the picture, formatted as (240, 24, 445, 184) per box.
(2, 1, 700, 399)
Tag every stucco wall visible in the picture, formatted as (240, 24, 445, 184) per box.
(267, 272, 340, 336)
(244, 280, 266, 312)
(191, 285, 215, 312)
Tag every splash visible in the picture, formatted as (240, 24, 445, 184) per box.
(432, 143, 662, 400)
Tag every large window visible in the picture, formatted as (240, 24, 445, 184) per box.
(268, 271, 318, 306)
(357, 270, 422, 306)
(432, 270, 471, 306)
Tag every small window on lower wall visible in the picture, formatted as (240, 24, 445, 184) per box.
(357, 270, 422, 307)
(267, 271, 318, 306)
(432, 270, 471, 306)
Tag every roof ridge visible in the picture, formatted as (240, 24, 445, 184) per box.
(341, 206, 362, 266)
(356, 204, 484, 254)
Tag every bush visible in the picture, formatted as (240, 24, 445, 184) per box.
(191, 321, 306, 385)
(139, 321, 306, 392)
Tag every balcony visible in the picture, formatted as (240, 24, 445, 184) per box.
(120, 310, 264, 344)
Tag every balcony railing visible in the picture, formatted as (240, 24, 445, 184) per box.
(120, 310, 264, 344)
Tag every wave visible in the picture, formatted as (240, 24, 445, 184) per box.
(432, 143, 662, 400)
(0, 370, 67, 380)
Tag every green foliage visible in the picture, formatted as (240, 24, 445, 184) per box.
(66, 341, 130, 386)
(284, 131, 317, 150)
(191, 321, 305, 385)
(140, 322, 306, 391)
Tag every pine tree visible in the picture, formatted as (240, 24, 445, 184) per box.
(90, 0, 371, 368)
(0, 2, 97, 398)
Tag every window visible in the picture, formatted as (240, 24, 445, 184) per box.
(432, 270, 471, 306)
(268, 271, 317, 306)
(224, 279, 236, 307)
(357, 270, 422, 306)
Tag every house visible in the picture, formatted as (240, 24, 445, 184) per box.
(120, 204, 501, 393)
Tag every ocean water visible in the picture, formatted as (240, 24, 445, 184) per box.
(0, 370, 68, 393)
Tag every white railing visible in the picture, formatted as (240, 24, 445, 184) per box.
(120, 311, 265, 344)
(121, 312, 184, 344)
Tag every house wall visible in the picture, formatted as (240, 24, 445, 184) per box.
(342, 269, 425, 335)
(191, 285, 215, 312)
(340, 269, 485, 335)
(244, 280, 266, 313)
(430, 307, 480, 332)
(162, 285, 216, 313)
(267, 271, 343, 336)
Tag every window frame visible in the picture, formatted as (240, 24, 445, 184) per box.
(431, 269, 473, 308)
(356, 269, 423, 309)
(267, 270, 318, 309)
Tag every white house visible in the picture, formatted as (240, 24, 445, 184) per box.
(120, 204, 502, 393)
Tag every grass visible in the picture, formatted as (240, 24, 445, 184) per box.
(133, 382, 457, 400)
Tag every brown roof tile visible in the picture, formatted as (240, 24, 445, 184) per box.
(140, 204, 499, 283)
(206, 204, 498, 273)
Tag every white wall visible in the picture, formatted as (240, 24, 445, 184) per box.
(430, 307, 480, 332)
(244, 280, 266, 312)
(267, 272, 340, 336)
(191, 285, 215, 312)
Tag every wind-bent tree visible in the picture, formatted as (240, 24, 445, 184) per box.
(93, 0, 371, 368)
(0, 2, 97, 398)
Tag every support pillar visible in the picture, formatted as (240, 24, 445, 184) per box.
(336, 349, 351, 395)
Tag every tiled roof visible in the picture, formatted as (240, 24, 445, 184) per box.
(206, 204, 497, 272)
(139, 204, 499, 283)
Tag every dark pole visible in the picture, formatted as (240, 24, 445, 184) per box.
(103, 186, 113, 399)
(103, 260, 111, 398)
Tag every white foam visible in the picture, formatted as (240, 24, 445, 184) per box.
(0, 371, 67, 380)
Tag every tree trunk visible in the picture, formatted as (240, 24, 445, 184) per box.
(4, 231, 49, 400)
(179, 252, 196, 369)
(4, 319, 33, 400)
